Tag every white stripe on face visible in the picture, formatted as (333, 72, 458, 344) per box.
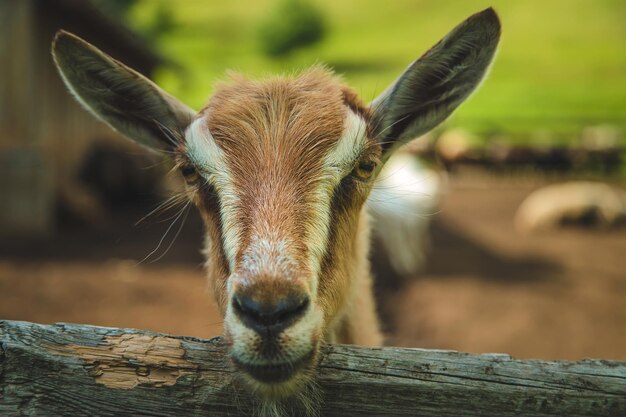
(185, 117, 241, 275)
(324, 109, 369, 173)
(239, 235, 297, 284)
(305, 109, 369, 286)
(186, 109, 368, 295)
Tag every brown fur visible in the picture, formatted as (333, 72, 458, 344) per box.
(186, 67, 384, 349)
(194, 184, 230, 315)
(206, 68, 344, 267)
(199, 67, 382, 343)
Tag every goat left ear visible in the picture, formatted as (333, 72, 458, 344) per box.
(52, 31, 195, 152)
(370, 8, 501, 158)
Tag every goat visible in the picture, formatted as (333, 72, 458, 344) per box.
(52, 8, 500, 415)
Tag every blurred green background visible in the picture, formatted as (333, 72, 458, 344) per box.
(113, 0, 626, 144)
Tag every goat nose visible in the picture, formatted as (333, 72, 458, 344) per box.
(232, 293, 309, 335)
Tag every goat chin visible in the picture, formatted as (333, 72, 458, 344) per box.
(243, 373, 323, 417)
(227, 349, 322, 417)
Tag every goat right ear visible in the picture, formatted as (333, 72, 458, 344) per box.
(52, 31, 195, 152)
(370, 8, 501, 160)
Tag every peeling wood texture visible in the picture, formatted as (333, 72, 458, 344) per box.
(1, 320, 625, 416)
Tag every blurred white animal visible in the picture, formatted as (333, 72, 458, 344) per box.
(515, 182, 626, 233)
(368, 151, 443, 276)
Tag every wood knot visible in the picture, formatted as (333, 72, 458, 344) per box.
(135, 366, 150, 376)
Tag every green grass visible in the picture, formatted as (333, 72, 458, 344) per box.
(128, 0, 626, 141)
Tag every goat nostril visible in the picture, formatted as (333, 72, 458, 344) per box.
(278, 297, 309, 321)
(232, 294, 309, 333)
(232, 294, 256, 317)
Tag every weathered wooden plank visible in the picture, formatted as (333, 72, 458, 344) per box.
(1, 320, 625, 416)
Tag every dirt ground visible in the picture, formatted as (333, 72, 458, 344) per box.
(1, 171, 625, 361)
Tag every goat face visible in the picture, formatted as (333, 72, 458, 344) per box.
(183, 71, 380, 396)
(52, 7, 500, 402)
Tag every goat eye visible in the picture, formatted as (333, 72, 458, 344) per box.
(354, 160, 376, 179)
(180, 165, 199, 183)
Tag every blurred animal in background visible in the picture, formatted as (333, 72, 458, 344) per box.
(369, 150, 443, 277)
(52, 8, 500, 416)
(515, 182, 626, 233)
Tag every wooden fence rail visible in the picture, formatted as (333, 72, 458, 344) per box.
(1, 320, 625, 416)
